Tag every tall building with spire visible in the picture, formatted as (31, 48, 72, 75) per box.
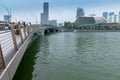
(76, 7, 84, 19)
(41, 2, 49, 25)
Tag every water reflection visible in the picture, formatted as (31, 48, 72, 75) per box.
(14, 32, 120, 80)
(13, 36, 42, 80)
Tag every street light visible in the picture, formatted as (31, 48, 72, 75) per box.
(0, 1, 9, 15)
(0, 1, 11, 22)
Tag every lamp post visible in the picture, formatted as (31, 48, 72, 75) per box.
(0, 1, 11, 22)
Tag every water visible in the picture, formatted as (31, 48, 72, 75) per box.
(13, 32, 120, 80)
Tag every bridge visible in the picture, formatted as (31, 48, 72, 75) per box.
(0, 24, 60, 80)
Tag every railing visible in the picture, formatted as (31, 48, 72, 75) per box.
(0, 24, 37, 75)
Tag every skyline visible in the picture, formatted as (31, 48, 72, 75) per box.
(0, 0, 120, 23)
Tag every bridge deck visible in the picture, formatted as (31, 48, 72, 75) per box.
(0, 25, 60, 80)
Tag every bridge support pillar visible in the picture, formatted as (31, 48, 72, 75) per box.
(41, 30, 44, 35)
(54, 29, 56, 33)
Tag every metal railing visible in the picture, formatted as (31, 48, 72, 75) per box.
(0, 24, 37, 74)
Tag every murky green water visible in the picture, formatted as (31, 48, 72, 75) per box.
(13, 32, 120, 80)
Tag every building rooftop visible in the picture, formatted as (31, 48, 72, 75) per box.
(75, 16, 107, 26)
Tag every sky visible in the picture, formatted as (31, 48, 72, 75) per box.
(0, 0, 120, 24)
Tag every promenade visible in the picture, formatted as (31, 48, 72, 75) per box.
(0, 24, 38, 77)
(0, 29, 25, 64)
(0, 23, 60, 80)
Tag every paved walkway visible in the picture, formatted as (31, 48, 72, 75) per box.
(0, 29, 26, 66)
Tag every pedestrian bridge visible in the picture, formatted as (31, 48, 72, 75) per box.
(0, 24, 60, 80)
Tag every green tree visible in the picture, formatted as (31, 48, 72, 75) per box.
(104, 26, 109, 30)
(64, 22, 75, 29)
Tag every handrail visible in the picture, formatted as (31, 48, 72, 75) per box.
(0, 24, 38, 75)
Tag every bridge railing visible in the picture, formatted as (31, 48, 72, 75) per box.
(0, 24, 38, 75)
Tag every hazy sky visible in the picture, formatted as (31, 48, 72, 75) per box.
(0, 0, 120, 23)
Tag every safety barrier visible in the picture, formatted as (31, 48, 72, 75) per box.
(0, 24, 36, 75)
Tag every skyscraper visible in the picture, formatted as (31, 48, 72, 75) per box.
(109, 12, 114, 23)
(49, 20, 57, 26)
(76, 7, 84, 19)
(109, 12, 114, 16)
(103, 12, 108, 20)
(119, 11, 120, 23)
(4, 15, 11, 22)
(41, 2, 49, 25)
(114, 14, 117, 23)
(43, 2, 49, 14)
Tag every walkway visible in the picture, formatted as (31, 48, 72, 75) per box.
(0, 24, 41, 78)
(0, 24, 60, 80)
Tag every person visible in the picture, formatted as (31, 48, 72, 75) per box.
(22, 22, 26, 28)
(11, 22, 16, 33)
(29, 22, 31, 26)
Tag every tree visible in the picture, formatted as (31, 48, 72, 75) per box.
(64, 22, 75, 29)
(104, 26, 109, 30)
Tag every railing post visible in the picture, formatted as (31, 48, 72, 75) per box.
(29, 26, 31, 34)
(0, 44, 5, 69)
(30, 26, 33, 33)
(18, 25, 24, 43)
(31, 26, 35, 32)
(30, 26, 32, 34)
(27, 26, 30, 36)
(23, 26, 27, 39)
(11, 25, 18, 51)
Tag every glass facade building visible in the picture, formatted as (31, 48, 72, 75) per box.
(41, 2, 49, 25)
(103, 12, 108, 20)
(76, 8, 84, 19)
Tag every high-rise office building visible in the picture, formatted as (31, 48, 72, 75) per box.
(41, 13, 46, 24)
(76, 7, 84, 19)
(109, 12, 114, 16)
(109, 12, 114, 23)
(41, 2, 49, 25)
(43, 2, 49, 14)
(4, 15, 11, 22)
(58, 23, 63, 27)
(119, 11, 120, 23)
(114, 14, 117, 23)
(103, 12, 108, 19)
(49, 20, 57, 26)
